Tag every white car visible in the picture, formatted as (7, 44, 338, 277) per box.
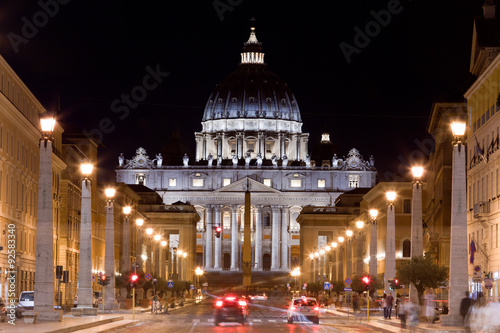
(249, 292, 267, 301)
(16, 291, 34, 318)
(287, 297, 320, 324)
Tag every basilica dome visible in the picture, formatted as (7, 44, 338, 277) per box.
(202, 27, 302, 124)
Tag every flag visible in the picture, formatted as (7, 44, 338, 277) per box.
(474, 135, 487, 163)
(469, 240, 477, 264)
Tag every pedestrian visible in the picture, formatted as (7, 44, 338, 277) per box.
(424, 291, 435, 326)
(352, 293, 359, 313)
(339, 293, 344, 308)
(398, 300, 407, 330)
(460, 291, 473, 333)
(386, 292, 394, 319)
(408, 302, 420, 333)
(382, 294, 388, 319)
(395, 294, 401, 319)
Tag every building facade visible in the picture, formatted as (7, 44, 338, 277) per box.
(115, 26, 377, 279)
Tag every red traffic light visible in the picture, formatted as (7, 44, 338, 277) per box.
(216, 226, 222, 232)
(362, 276, 370, 284)
(394, 279, 398, 284)
(131, 274, 139, 282)
(102, 275, 107, 281)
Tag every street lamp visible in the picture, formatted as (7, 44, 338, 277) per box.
(385, 191, 397, 295)
(74, 160, 97, 314)
(410, 166, 424, 304)
(195, 266, 204, 302)
(104, 187, 117, 310)
(33, 115, 61, 320)
(441, 121, 467, 326)
(369, 209, 378, 277)
(291, 268, 300, 295)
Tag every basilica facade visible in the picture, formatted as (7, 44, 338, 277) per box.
(115, 25, 377, 276)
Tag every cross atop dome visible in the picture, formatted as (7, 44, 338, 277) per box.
(241, 18, 265, 65)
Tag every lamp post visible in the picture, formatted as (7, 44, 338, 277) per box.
(368, 209, 378, 277)
(291, 267, 300, 296)
(135, 219, 144, 270)
(122, 206, 132, 273)
(355, 221, 364, 276)
(195, 267, 204, 301)
(32, 115, 62, 321)
(385, 191, 396, 295)
(441, 121, 467, 326)
(345, 230, 353, 280)
(410, 166, 423, 304)
(104, 188, 118, 310)
(74, 160, 97, 316)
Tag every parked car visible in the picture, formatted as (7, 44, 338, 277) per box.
(0, 297, 7, 322)
(287, 297, 320, 324)
(73, 292, 102, 308)
(16, 291, 34, 319)
(214, 296, 249, 326)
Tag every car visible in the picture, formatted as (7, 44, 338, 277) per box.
(73, 292, 102, 308)
(16, 291, 34, 319)
(0, 297, 7, 322)
(214, 296, 249, 326)
(249, 292, 267, 301)
(287, 297, 320, 324)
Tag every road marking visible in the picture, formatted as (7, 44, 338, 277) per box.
(269, 319, 277, 322)
(252, 319, 261, 322)
(192, 319, 200, 323)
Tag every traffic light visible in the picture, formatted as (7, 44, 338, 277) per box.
(215, 226, 222, 238)
(389, 279, 401, 290)
(102, 275, 110, 286)
(97, 275, 102, 286)
(362, 276, 370, 290)
(130, 274, 139, 288)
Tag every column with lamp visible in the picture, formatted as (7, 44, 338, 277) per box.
(104, 188, 118, 310)
(441, 121, 467, 326)
(319, 249, 325, 285)
(385, 191, 397, 295)
(122, 206, 132, 273)
(309, 253, 315, 283)
(345, 230, 354, 280)
(410, 166, 424, 304)
(145, 227, 153, 274)
(324, 245, 331, 282)
(330, 241, 338, 282)
(195, 267, 204, 302)
(337, 236, 345, 281)
(32, 115, 63, 321)
(368, 209, 378, 277)
(135, 219, 144, 270)
(355, 221, 364, 276)
(160, 240, 167, 279)
(153, 234, 161, 276)
(314, 251, 319, 282)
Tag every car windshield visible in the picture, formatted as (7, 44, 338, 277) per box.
(293, 298, 316, 306)
(21, 293, 34, 301)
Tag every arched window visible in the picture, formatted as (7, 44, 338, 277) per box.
(290, 212, 300, 230)
(263, 212, 271, 227)
(403, 239, 411, 257)
(223, 212, 230, 229)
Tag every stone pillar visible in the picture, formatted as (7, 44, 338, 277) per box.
(237, 132, 243, 159)
(214, 205, 222, 269)
(122, 215, 130, 273)
(356, 231, 364, 276)
(104, 200, 117, 309)
(338, 245, 344, 281)
(410, 181, 423, 304)
(369, 219, 377, 277)
(271, 206, 281, 270)
(281, 207, 289, 270)
(295, 135, 300, 161)
(346, 239, 353, 280)
(441, 140, 468, 326)
(33, 139, 61, 320)
(231, 205, 239, 271)
(203, 135, 207, 160)
(258, 132, 265, 157)
(255, 206, 262, 270)
(137, 228, 143, 271)
(154, 242, 160, 277)
(216, 134, 222, 158)
(205, 205, 213, 269)
(279, 134, 285, 157)
(385, 203, 396, 295)
(146, 237, 152, 275)
(310, 256, 314, 282)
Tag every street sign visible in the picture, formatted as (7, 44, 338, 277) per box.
(345, 278, 352, 285)
(303, 283, 307, 290)
(145, 273, 152, 281)
(92, 275, 95, 282)
(329, 284, 333, 290)
(324, 282, 330, 290)
(168, 280, 174, 288)
(485, 282, 493, 289)
(344, 288, 352, 292)
(190, 285, 195, 290)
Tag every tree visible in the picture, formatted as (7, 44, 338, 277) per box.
(351, 275, 383, 296)
(331, 281, 345, 296)
(396, 253, 448, 305)
(305, 282, 323, 297)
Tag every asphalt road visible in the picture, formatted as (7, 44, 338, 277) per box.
(114, 296, 389, 333)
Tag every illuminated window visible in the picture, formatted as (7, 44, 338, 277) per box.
(223, 178, 231, 186)
(263, 179, 271, 186)
(348, 175, 359, 188)
(169, 178, 176, 187)
(290, 179, 302, 188)
(192, 179, 204, 187)
(318, 179, 325, 188)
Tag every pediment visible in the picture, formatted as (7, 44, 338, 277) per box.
(215, 177, 280, 194)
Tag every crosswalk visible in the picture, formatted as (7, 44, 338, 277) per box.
(142, 318, 342, 325)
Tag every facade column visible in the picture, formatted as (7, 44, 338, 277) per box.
(231, 205, 239, 271)
(337, 244, 344, 282)
(410, 179, 423, 304)
(137, 228, 143, 271)
(346, 239, 353, 280)
(258, 132, 265, 157)
(214, 205, 222, 269)
(442, 129, 468, 326)
(279, 133, 285, 157)
(216, 134, 222, 158)
(154, 242, 160, 277)
(237, 132, 243, 158)
(295, 134, 300, 160)
(255, 206, 263, 270)
(385, 202, 396, 295)
(104, 199, 117, 309)
(356, 230, 364, 276)
(281, 207, 289, 270)
(122, 214, 130, 273)
(271, 206, 281, 270)
(369, 219, 377, 277)
(205, 205, 213, 269)
(202, 134, 207, 160)
(146, 236, 152, 276)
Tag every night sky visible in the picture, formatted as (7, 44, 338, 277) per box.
(0, 0, 485, 183)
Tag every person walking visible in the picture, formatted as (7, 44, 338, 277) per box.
(408, 301, 420, 333)
(386, 292, 394, 319)
(460, 291, 473, 333)
(424, 292, 435, 326)
(382, 294, 388, 319)
(398, 300, 407, 330)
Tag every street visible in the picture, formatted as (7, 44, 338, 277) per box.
(114, 296, 388, 333)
